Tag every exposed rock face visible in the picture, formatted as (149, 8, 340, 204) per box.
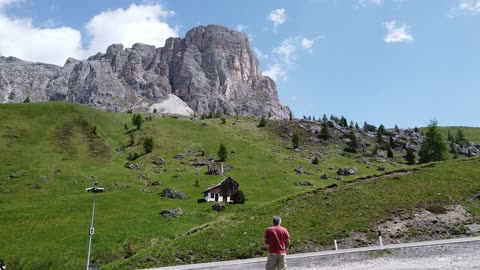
(0, 25, 291, 118)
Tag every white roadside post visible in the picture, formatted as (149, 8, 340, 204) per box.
(378, 231, 384, 248)
(85, 182, 105, 270)
(334, 239, 338, 251)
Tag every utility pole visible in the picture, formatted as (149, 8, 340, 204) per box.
(85, 182, 104, 270)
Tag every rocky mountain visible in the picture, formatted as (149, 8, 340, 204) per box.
(0, 25, 291, 118)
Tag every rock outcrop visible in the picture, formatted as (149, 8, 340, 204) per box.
(0, 25, 291, 118)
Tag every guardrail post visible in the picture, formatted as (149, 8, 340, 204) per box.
(334, 239, 338, 251)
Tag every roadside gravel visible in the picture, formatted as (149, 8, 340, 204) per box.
(290, 241, 480, 270)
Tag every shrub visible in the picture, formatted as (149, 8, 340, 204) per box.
(233, 190, 245, 204)
(218, 143, 228, 162)
(258, 117, 267, 127)
(143, 137, 154, 153)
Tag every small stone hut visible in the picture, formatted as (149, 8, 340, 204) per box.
(203, 177, 239, 202)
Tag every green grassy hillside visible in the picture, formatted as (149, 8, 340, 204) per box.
(0, 102, 479, 269)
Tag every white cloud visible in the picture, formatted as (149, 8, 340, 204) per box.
(262, 36, 321, 81)
(0, 0, 20, 8)
(300, 37, 322, 53)
(273, 39, 296, 64)
(0, 15, 84, 65)
(235, 24, 247, 32)
(0, 3, 178, 66)
(383, 20, 414, 43)
(263, 63, 288, 81)
(449, 0, 480, 17)
(85, 4, 178, 55)
(253, 47, 268, 60)
(358, 0, 383, 7)
(268, 8, 286, 31)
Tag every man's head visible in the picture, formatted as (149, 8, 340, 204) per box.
(273, 216, 282, 226)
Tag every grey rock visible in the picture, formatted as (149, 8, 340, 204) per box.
(337, 167, 357, 176)
(124, 163, 140, 171)
(320, 174, 329, 180)
(160, 188, 186, 200)
(296, 181, 313, 186)
(212, 202, 226, 212)
(294, 167, 303, 174)
(160, 208, 184, 218)
(0, 25, 290, 118)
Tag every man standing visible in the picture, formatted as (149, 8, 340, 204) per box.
(265, 216, 290, 270)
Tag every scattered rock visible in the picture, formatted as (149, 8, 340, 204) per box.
(320, 174, 329, 180)
(9, 170, 28, 178)
(466, 224, 480, 234)
(294, 167, 303, 174)
(304, 170, 313, 175)
(40, 176, 52, 183)
(337, 176, 344, 181)
(212, 203, 226, 212)
(150, 181, 161, 186)
(152, 157, 166, 165)
(377, 166, 386, 171)
(160, 188, 186, 200)
(337, 167, 357, 176)
(124, 163, 140, 171)
(296, 181, 313, 186)
(173, 154, 186, 160)
(193, 159, 209, 166)
(160, 208, 184, 218)
(116, 147, 125, 153)
(201, 123, 208, 127)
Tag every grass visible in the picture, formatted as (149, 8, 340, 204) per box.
(0, 102, 479, 269)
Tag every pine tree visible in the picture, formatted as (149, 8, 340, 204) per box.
(132, 114, 142, 130)
(344, 130, 359, 153)
(414, 126, 420, 133)
(455, 129, 468, 147)
(143, 137, 154, 153)
(292, 133, 300, 149)
(322, 114, 328, 122)
(340, 116, 348, 127)
(218, 143, 228, 162)
(257, 117, 267, 127)
(124, 123, 128, 130)
(289, 111, 293, 121)
(387, 145, 394, 158)
(319, 121, 331, 140)
(447, 130, 453, 142)
(405, 148, 416, 165)
(23, 96, 30, 103)
(394, 124, 400, 133)
(419, 120, 449, 163)
(378, 124, 386, 135)
(355, 122, 360, 130)
(377, 129, 384, 144)
(129, 133, 135, 146)
(450, 141, 459, 159)
(312, 156, 319, 165)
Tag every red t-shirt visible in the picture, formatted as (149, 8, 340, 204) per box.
(265, 225, 290, 254)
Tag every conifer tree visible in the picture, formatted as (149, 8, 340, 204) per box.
(344, 130, 360, 153)
(419, 121, 449, 163)
(455, 129, 468, 147)
(450, 141, 459, 159)
(319, 121, 331, 140)
(405, 148, 416, 165)
(292, 133, 300, 149)
(23, 96, 30, 103)
(312, 156, 319, 165)
(258, 117, 267, 127)
(355, 122, 360, 130)
(289, 111, 293, 121)
(394, 124, 400, 133)
(322, 114, 328, 122)
(132, 114, 142, 130)
(143, 137, 154, 153)
(387, 145, 394, 158)
(218, 143, 228, 162)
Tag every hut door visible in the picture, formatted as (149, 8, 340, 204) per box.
(215, 193, 219, 202)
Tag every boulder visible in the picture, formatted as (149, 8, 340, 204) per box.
(337, 167, 357, 176)
(296, 181, 313, 186)
(320, 174, 329, 180)
(160, 208, 184, 218)
(160, 188, 186, 200)
(212, 203, 226, 212)
(124, 163, 140, 171)
(294, 167, 303, 174)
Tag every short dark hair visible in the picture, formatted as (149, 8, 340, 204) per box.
(273, 216, 282, 225)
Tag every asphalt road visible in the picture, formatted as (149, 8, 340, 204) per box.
(143, 236, 480, 270)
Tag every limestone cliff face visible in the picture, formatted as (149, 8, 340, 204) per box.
(0, 25, 291, 118)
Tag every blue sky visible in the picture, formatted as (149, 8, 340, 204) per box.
(0, 0, 479, 128)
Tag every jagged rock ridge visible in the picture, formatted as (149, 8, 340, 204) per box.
(0, 25, 291, 118)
